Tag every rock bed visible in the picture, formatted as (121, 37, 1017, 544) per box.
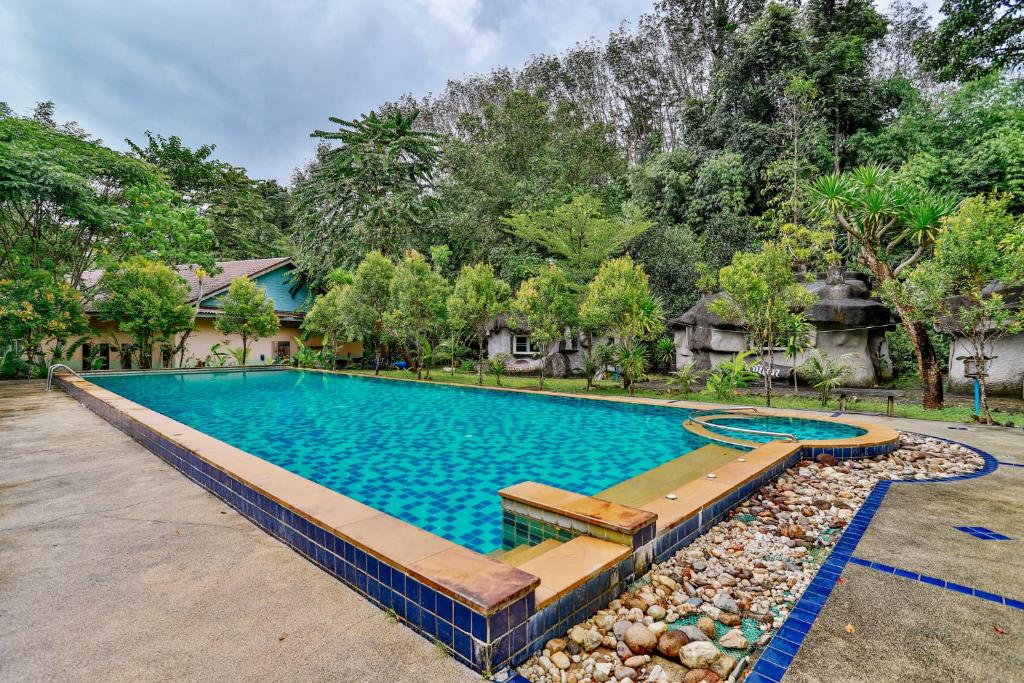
(513, 434, 984, 683)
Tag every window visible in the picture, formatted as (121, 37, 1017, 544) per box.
(512, 335, 532, 355)
(275, 341, 291, 360)
(81, 343, 110, 370)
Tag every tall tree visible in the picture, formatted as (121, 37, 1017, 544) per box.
(810, 164, 958, 408)
(898, 195, 1024, 423)
(325, 251, 396, 374)
(97, 258, 194, 369)
(292, 111, 441, 286)
(0, 113, 213, 291)
(126, 132, 291, 260)
(447, 263, 511, 385)
(501, 194, 652, 285)
(213, 277, 279, 365)
(918, 0, 1023, 81)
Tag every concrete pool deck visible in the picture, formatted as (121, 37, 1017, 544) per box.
(3, 378, 1022, 681)
(0, 380, 479, 683)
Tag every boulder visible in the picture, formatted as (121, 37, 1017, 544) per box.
(624, 623, 657, 655)
(679, 641, 720, 669)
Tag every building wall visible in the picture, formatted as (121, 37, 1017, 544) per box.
(201, 267, 309, 312)
(486, 327, 592, 377)
(947, 335, 1024, 397)
(66, 318, 362, 371)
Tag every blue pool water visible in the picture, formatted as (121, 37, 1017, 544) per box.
(705, 416, 866, 443)
(91, 370, 718, 552)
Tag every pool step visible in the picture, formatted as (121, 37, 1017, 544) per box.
(597, 444, 745, 508)
(515, 535, 631, 608)
(494, 538, 565, 567)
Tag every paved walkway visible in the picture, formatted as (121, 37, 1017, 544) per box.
(0, 381, 479, 683)
(780, 414, 1024, 682)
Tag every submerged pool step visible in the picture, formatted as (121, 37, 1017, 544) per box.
(494, 538, 565, 567)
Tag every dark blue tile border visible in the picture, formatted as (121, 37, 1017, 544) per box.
(955, 526, 1012, 541)
(997, 460, 1024, 467)
(851, 556, 1023, 609)
(745, 434, 1000, 683)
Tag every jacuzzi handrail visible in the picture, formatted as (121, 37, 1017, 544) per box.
(686, 408, 798, 443)
(46, 364, 82, 391)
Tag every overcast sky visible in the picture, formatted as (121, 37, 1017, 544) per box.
(1, 0, 649, 183)
(2, 1, 940, 184)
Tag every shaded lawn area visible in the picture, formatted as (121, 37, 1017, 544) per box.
(343, 368, 1024, 425)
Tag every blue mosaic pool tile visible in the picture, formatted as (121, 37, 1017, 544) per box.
(955, 526, 1012, 540)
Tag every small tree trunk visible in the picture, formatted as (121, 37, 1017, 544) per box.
(477, 338, 484, 386)
(978, 369, 993, 424)
(241, 334, 248, 366)
(904, 319, 944, 409)
(764, 347, 773, 408)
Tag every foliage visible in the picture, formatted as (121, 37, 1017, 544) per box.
(292, 338, 332, 369)
(809, 164, 959, 408)
(579, 256, 664, 392)
(0, 266, 90, 372)
(501, 194, 651, 285)
(898, 195, 1024, 422)
(303, 284, 348, 364)
(706, 351, 759, 399)
(800, 350, 853, 406)
(613, 344, 649, 396)
(709, 243, 815, 406)
(652, 337, 676, 372)
(782, 317, 815, 393)
(447, 263, 511, 385)
(511, 263, 579, 387)
(0, 113, 214, 291)
(96, 258, 194, 369)
(917, 1, 1023, 81)
(666, 361, 704, 395)
(487, 352, 510, 387)
(213, 277, 279, 365)
(388, 250, 449, 378)
(325, 250, 396, 374)
(1, 349, 29, 379)
(292, 111, 440, 286)
(126, 131, 291, 259)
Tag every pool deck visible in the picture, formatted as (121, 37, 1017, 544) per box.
(0, 380, 479, 683)
(3, 376, 1022, 681)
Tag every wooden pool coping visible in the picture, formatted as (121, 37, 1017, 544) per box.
(57, 367, 900, 671)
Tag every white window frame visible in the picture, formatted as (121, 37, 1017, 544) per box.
(512, 334, 533, 356)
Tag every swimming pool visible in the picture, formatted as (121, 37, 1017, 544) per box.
(704, 415, 868, 444)
(91, 370, 723, 552)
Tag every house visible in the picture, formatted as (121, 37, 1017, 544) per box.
(669, 269, 896, 388)
(486, 315, 609, 378)
(69, 257, 362, 371)
(944, 284, 1024, 397)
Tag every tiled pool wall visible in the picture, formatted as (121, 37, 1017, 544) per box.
(501, 498, 657, 551)
(59, 376, 531, 674)
(58, 372, 901, 675)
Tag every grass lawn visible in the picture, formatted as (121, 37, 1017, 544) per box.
(343, 368, 1024, 425)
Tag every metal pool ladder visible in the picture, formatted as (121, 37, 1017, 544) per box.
(46, 364, 83, 391)
(687, 407, 798, 443)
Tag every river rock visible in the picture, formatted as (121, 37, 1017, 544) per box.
(712, 593, 739, 613)
(593, 662, 613, 682)
(679, 641, 720, 669)
(696, 616, 717, 639)
(717, 612, 741, 627)
(710, 654, 737, 679)
(719, 628, 748, 650)
(546, 638, 566, 653)
(657, 630, 689, 658)
(615, 666, 638, 681)
(550, 651, 571, 670)
(624, 655, 647, 669)
(683, 670, 721, 683)
(679, 624, 711, 642)
(617, 641, 634, 659)
(647, 604, 667, 620)
(613, 620, 632, 639)
(624, 623, 657, 655)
